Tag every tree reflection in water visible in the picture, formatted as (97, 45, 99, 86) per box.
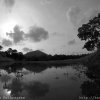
(3, 64, 48, 74)
(81, 64, 100, 96)
(7, 78, 23, 97)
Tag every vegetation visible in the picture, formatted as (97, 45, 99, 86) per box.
(0, 45, 3, 50)
(5, 48, 24, 60)
(0, 47, 88, 61)
(0, 48, 24, 61)
(78, 13, 100, 51)
(78, 13, 100, 97)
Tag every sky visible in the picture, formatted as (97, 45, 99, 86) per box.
(0, 0, 100, 55)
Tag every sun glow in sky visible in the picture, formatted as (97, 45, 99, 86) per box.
(1, 18, 18, 34)
(0, 0, 99, 54)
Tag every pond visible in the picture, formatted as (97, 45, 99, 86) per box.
(0, 64, 89, 100)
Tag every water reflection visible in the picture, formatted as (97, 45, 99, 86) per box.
(6, 79, 50, 100)
(2, 64, 48, 75)
(7, 78, 23, 97)
(4, 89, 11, 96)
(0, 64, 88, 100)
(81, 64, 100, 96)
(23, 81, 49, 99)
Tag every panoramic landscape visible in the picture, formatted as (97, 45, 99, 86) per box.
(0, 0, 100, 100)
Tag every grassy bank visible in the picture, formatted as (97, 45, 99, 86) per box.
(0, 58, 84, 68)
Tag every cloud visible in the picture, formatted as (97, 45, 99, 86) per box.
(6, 25, 25, 44)
(88, 0, 100, 6)
(67, 6, 83, 27)
(80, 8, 100, 25)
(52, 32, 65, 37)
(2, 39, 12, 46)
(4, 0, 15, 8)
(26, 26, 49, 42)
(67, 6, 100, 28)
(5, 25, 49, 46)
(68, 39, 76, 45)
(23, 47, 33, 52)
(38, 49, 45, 52)
(40, 0, 53, 5)
(3, 0, 15, 12)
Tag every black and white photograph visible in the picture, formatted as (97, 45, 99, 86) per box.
(0, 0, 100, 100)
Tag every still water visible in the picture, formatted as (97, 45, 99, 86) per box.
(0, 64, 88, 100)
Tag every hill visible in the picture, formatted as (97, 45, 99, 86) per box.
(25, 50, 48, 58)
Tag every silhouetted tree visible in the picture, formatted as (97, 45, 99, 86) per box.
(12, 49, 17, 54)
(78, 13, 100, 51)
(7, 48, 13, 55)
(5, 48, 24, 60)
(0, 45, 3, 50)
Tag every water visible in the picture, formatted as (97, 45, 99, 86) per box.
(0, 64, 88, 100)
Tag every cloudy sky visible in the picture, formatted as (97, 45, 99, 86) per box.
(0, 0, 99, 54)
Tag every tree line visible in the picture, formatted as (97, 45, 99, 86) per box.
(0, 47, 88, 61)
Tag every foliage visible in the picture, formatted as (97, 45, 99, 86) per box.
(78, 13, 100, 51)
(5, 48, 24, 60)
(0, 45, 3, 50)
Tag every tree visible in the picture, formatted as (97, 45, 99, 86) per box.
(7, 48, 13, 55)
(77, 13, 100, 51)
(5, 48, 24, 60)
(0, 45, 3, 50)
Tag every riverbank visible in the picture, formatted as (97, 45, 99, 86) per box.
(0, 57, 87, 68)
(0, 50, 98, 67)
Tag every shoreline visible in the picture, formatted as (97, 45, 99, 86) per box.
(0, 58, 85, 67)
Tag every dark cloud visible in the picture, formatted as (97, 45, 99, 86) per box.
(23, 47, 33, 52)
(2, 39, 12, 46)
(3, 0, 15, 13)
(5, 25, 49, 45)
(6, 25, 25, 44)
(68, 39, 76, 45)
(26, 26, 49, 42)
(4, 0, 15, 8)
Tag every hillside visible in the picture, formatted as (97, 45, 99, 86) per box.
(25, 50, 48, 58)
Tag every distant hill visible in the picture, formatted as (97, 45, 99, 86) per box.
(25, 50, 48, 58)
